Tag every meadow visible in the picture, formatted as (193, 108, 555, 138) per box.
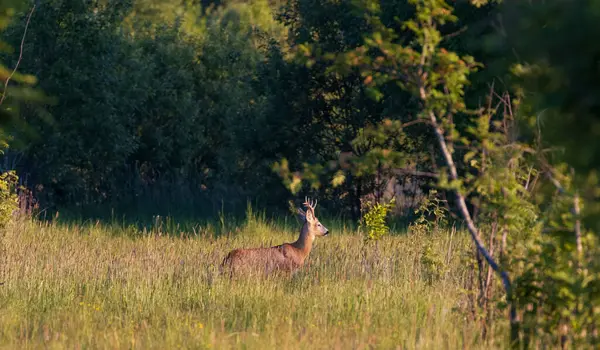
(0, 210, 510, 349)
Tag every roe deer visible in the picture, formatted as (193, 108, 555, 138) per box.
(221, 198, 329, 277)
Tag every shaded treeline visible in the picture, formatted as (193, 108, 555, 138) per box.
(0, 0, 496, 221)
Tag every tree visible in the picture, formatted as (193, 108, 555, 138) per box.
(0, 0, 45, 150)
(487, 1, 600, 346)
(3, 0, 301, 215)
(273, 0, 431, 221)
(277, 0, 568, 346)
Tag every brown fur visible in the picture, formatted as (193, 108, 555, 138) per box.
(221, 198, 328, 277)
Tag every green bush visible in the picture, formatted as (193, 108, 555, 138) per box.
(360, 197, 395, 242)
(0, 170, 18, 227)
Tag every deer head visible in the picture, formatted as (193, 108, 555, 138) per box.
(297, 197, 329, 237)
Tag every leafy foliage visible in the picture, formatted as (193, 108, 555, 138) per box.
(409, 189, 448, 236)
(0, 1, 40, 228)
(4, 0, 296, 214)
(277, 0, 600, 346)
(420, 240, 448, 284)
(482, 1, 600, 346)
(0, 170, 18, 226)
(360, 196, 394, 242)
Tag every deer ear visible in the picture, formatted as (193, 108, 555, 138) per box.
(305, 208, 315, 223)
(297, 208, 306, 222)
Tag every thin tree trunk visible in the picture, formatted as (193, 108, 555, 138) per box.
(0, 4, 36, 107)
(421, 93, 518, 346)
(574, 192, 582, 258)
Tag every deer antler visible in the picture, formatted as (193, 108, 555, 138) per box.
(303, 197, 317, 211)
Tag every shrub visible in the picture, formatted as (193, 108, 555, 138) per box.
(0, 170, 18, 227)
(360, 197, 395, 242)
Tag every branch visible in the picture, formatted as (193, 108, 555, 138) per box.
(443, 26, 468, 41)
(0, 4, 36, 107)
(574, 192, 582, 257)
(401, 118, 433, 128)
(545, 172, 567, 195)
(542, 227, 574, 234)
(419, 84, 517, 338)
(392, 168, 439, 179)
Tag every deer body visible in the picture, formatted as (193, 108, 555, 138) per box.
(221, 198, 328, 276)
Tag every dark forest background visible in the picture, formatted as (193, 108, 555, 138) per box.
(0, 0, 509, 222)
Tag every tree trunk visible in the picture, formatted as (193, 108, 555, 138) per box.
(420, 95, 519, 347)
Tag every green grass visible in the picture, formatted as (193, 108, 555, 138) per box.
(0, 214, 509, 349)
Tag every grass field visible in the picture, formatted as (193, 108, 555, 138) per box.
(0, 212, 509, 349)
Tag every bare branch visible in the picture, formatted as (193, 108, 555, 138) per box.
(392, 168, 439, 179)
(0, 4, 37, 107)
(419, 83, 517, 337)
(524, 166, 534, 191)
(574, 192, 582, 257)
(400, 119, 433, 128)
(544, 171, 567, 195)
(443, 26, 468, 41)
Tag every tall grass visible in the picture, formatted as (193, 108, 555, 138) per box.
(0, 212, 508, 349)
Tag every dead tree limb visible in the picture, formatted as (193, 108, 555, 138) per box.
(0, 4, 36, 107)
(419, 86, 519, 346)
(573, 192, 582, 257)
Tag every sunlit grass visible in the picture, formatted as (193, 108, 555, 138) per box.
(0, 213, 508, 349)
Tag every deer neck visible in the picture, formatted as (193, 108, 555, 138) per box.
(291, 224, 314, 260)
